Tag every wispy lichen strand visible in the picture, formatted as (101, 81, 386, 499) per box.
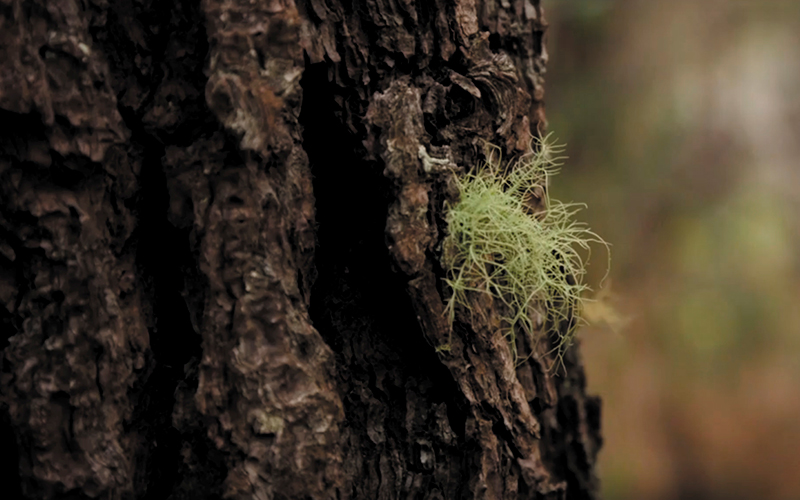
(441, 136, 608, 365)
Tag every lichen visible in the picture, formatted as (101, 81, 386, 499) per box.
(441, 135, 609, 367)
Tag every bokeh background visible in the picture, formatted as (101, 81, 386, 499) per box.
(544, 1, 800, 499)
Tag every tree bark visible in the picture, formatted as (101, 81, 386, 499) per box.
(0, 0, 601, 499)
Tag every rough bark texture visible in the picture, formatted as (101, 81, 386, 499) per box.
(0, 1, 601, 499)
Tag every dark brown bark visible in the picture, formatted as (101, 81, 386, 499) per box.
(0, 0, 601, 499)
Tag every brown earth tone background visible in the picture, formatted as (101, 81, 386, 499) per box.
(546, 1, 800, 499)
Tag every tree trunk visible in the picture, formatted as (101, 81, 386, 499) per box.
(0, 0, 601, 499)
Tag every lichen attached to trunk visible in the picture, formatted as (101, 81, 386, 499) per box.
(442, 135, 609, 366)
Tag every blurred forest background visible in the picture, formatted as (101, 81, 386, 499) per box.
(545, 1, 800, 499)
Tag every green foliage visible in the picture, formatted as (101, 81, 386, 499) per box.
(441, 135, 608, 366)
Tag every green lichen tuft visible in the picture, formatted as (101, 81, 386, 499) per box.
(441, 135, 608, 367)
